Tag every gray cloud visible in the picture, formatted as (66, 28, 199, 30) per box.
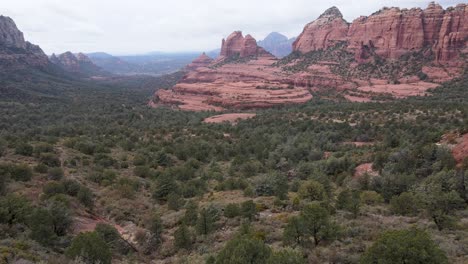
(2, 0, 463, 54)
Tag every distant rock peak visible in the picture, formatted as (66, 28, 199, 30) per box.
(319, 6, 344, 19)
(0, 15, 49, 69)
(0, 15, 26, 49)
(257, 32, 295, 58)
(51, 51, 103, 75)
(220, 31, 272, 59)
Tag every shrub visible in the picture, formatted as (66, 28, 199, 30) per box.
(134, 166, 152, 178)
(167, 193, 182, 211)
(40, 153, 61, 167)
(43, 181, 66, 198)
(95, 223, 130, 255)
(224, 203, 240, 218)
(360, 191, 384, 205)
(299, 202, 338, 246)
(34, 163, 48, 173)
(390, 192, 420, 216)
(62, 179, 81, 196)
(0, 194, 31, 225)
(196, 206, 219, 235)
(66, 232, 112, 264)
(298, 180, 325, 201)
(283, 216, 307, 247)
(215, 235, 271, 264)
(183, 200, 198, 226)
(15, 143, 33, 156)
(267, 249, 306, 264)
(360, 229, 447, 264)
(77, 187, 94, 209)
(174, 224, 192, 251)
(33, 143, 54, 155)
(241, 200, 257, 221)
(0, 174, 6, 196)
(29, 208, 56, 245)
(48, 200, 72, 237)
(10, 164, 33, 182)
(48, 167, 64, 181)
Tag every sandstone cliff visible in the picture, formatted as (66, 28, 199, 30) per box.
(294, 2, 467, 64)
(293, 7, 349, 54)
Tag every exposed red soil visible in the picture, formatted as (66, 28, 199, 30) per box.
(354, 163, 379, 178)
(452, 133, 468, 165)
(203, 113, 256, 124)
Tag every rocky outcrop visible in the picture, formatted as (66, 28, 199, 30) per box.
(294, 3, 468, 64)
(153, 32, 312, 111)
(186, 53, 213, 70)
(0, 15, 49, 70)
(0, 16, 28, 49)
(293, 7, 349, 53)
(51, 51, 104, 76)
(257, 32, 296, 58)
(433, 3, 468, 62)
(220, 31, 273, 59)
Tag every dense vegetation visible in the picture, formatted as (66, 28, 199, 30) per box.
(0, 69, 466, 263)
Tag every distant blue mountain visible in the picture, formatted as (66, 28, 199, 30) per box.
(257, 32, 296, 58)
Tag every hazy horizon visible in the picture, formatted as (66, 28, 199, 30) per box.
(3, 0, 463, 55)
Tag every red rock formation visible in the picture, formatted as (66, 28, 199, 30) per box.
(294, 3, 467, 64)
(186, 52, 213, 70)
(348, 7, 426, 60)
(293, 7, 349, 53)
(434, 4, 468, 63)
(220, 31, 273, 59)
(152, 3, 466, 111)
(154, 56, 313, 111)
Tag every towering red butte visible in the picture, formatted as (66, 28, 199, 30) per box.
(220, 31, 272, 58)
(294, 2, 467, 65)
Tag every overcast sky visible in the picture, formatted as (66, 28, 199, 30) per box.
(2, 0, 462, 55)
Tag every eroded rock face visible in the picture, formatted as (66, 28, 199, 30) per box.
(0, 15, 49, 69)
(220, 31, 273, 59)
(348, 7, 426, 60)
(0, 16, 27, 49)
(155, 55, 313, 111)
(294, 3, 468, 64)
(293, 7, 349, 53)
(434, 3, 468, 62)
